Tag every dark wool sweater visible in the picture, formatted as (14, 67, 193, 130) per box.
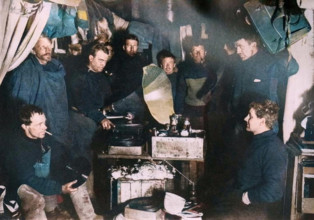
(231, 49, 299, 121)
(108, 52, 146, 104)
(4, 131, 70, 199)
(67, 66, 112, 124)
(237, 130, 288, 203)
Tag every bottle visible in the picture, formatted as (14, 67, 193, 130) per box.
(169, 115, 178, 136)
(180, 118, 191, 137)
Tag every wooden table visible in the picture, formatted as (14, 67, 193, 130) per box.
(94, 136, 206, 211)
(97, 135, 205, 184)
(97, 150, 205, 187)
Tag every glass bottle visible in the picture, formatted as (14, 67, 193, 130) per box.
(180, 117, 191, 137)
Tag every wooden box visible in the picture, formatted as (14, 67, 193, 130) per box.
(111, 179, 166, 208)
(108, 145, 143, 155)
(151, 136, 205, 160)
(302, 166, 314, 213)
(124, 206, 164, 220)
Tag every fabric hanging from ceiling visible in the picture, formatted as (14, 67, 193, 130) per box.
(0, 1, 11, 67)
(0, 0, 52, 85)
(85, 0, 114, 39)
(42, 3, 78, 38)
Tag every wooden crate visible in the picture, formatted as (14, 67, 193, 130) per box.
(151, 136, 205, 160)
(302, 166, 314, 213)
(302, 198, 314, 213)
(108, 145, 143, 155)
(110, 179, 166, 208)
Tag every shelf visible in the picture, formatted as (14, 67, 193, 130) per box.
(97, 151, 152, 160)
(303, 174, 314, 178)
(302, 140, 314, 145)
(97, 151, 204, 161)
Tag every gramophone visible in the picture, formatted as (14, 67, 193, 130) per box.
(106, 112, 147, 155)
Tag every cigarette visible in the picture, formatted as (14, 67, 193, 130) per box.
(45, 131, 53, 136)
(81, 174, 88, 179)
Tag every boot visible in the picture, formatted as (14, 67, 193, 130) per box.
(70, 182, 102, 220)
(85, 171, 95, 199)
(46, 206, 73, 220)
(0, 185, 5, 214)
(17, 184, 47, 220)
(44, 195, 58, 213)
(3, 200, 20, 219)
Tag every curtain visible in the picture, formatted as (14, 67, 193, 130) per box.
(0, 0, 52, 85)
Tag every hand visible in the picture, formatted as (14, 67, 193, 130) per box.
(62, 180, 78, 194)
(100, 118, 115, 130)
(103, 104, 115, 113)
(125, 112, 134, 120)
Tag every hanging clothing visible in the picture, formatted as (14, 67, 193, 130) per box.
(43, 3, 78, 38)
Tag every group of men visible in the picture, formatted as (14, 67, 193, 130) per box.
(0, 23, 299, 219)
(0, 35, 115, 219)
(0, 32, 161, 219)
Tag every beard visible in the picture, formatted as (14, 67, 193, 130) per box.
(42, 54, 52, 61)
(37, 53, 52, 63)
(193, 57, 205, 64)
(127, 51, 137, 57)
(165, 68, 173, 75)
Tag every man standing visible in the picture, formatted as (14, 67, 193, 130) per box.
(232, 31, 299, 136)
(175, 38, 217, 129)
(1, 35, 69, 145)
(107, 34, 148, 121)
(157, 49, 178, 101)
(4, 105, 101, 220)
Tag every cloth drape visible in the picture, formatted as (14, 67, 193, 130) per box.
(0, 0, 52, 85)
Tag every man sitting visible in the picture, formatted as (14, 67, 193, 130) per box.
(65, 43, 114, 161)
(204, 100, 288, 219)
(4, 104, 102, 220)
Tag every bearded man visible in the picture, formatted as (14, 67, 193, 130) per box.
(1, 35, 69, 145)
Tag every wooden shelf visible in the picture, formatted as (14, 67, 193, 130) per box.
(302, 140, 314, 145)
(97, 151, 152, 160)
(97, 151, 204, 161)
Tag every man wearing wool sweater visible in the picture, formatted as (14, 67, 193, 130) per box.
(4, 105, 102, 220)
(205, 100, 288, 220)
